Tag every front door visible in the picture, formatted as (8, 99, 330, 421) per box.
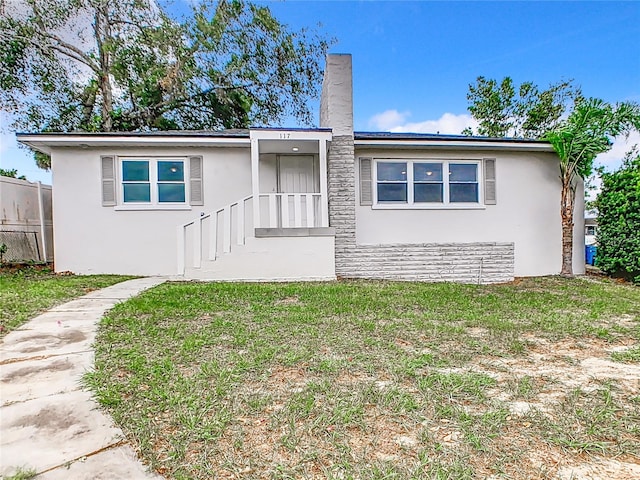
(277, 155, 318, 227)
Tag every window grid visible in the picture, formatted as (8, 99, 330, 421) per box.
(377, 162, 408, 203)
(120, 158, 187, 205)
(374, 159, 481, 206)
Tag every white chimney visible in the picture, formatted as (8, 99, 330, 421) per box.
(319, 54, 353, 136)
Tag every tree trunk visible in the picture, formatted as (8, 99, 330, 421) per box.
(560, 174, 575, 276)
(95, 6, 113, 131)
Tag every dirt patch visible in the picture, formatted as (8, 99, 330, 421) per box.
(556, 458, 640, 480)
(18, 329, 88, 353)
(481, 335, 640, 399)
(11, 405, 77, 432)
(1, 358, 74, 382)
(274, 296, 302, 306)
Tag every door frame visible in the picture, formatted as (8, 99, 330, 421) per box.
(276, 154, 319, 193)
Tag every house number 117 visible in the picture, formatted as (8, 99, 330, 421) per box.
(279, 133, 291, 139)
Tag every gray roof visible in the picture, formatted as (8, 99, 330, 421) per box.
(17, 128, 549, 146)
(17, 127, 331, 138)
(354, 131, 548, 144)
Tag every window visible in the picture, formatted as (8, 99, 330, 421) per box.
(120, 158, 186, 205)
(375, 159, 481, 206)
(377, 162, 407, 202)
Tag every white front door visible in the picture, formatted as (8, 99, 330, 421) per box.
(277, 155, 318, 227)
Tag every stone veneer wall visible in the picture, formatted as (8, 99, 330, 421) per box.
(343, 242, 514, 284)
(327, 135, 515, 284)
(328, 135, 357, 271)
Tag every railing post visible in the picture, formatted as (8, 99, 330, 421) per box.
(251, 138, 261, 229)
(209, 212, 217, 260)
(293, 194, 302, 227)
(237, 201, 245, 245)
(193, 218, 202, 268)
(223, 206, 232, 253)
(177, 225, 185, 274)
(281, 194, 290, 228)
(306, 194, 314, 227)
(319, 138, 329, 227)
(269, 194, 278, 228)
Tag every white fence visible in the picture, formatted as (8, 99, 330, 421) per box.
(0, 176, 53, 262)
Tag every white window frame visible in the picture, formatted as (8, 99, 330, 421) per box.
(372, 158, 485, 209)
(114, 157, 192, 211)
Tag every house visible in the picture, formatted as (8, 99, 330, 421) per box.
(585, 215, 597, 246)
(16, 54, 585, 283)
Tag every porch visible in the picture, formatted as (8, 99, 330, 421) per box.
(177, 129, 335, 279)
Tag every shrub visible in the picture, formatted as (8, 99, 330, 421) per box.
(595, 150, 640, 284)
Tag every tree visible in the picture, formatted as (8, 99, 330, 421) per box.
(462, 76, 580, 138)
(594, 149, 640, 284)
(545, 99, 640, 275)
(0, 168, 27, 179)
(1, 0, 330, 168)
(465, 77, 640, 276)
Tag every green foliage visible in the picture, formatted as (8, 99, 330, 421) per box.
(546, 99, 640, 181)
(546, 98, 640, 275)
(0, 243, 7, 263)
(595, 149, 640, 284)
(0, 168, 26, 179)
(1, 0, 331, 169)
(465, 74, 640, 276)
(463, 76, 580, 138)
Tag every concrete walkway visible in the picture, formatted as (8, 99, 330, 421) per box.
(1, 277, 167, 479)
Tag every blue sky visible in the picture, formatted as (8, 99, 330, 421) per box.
(1, 0, 639, 183)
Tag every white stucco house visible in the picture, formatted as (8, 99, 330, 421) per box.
(16, 54, 585, 283)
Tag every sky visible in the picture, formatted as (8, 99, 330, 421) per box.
(1, 0, 639, 184)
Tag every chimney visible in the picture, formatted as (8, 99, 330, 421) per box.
(319, 54, 353, 136)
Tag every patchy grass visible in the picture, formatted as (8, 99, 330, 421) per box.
(87, 276, 640, 479)
(611, 345, 640, 363)
(2, 467, 37, 480)
(0, 267, 132, 335)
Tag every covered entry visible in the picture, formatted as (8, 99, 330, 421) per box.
(250, 129, 331, 230)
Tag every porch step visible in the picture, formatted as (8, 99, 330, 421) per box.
(255, 227, 335, 237)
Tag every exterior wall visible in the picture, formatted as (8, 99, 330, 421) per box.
(0, 176, 53, 262)
(50, 146, 252, 275)
(185, 236, 335, 281)
(354, 148, 586, 277)
(326, 137, 515, 283)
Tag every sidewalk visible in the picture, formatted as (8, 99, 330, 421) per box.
(1, 277, 167, 479)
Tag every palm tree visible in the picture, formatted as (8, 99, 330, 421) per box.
(545, 98, 640, 275)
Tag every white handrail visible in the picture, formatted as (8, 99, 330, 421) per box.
(177, 192, 325, 275)
(177, 195, 252, 273)
(257, 192, 324, 229)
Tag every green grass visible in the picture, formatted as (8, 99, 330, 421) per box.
(2, 467, 37, 480)
(0, 267, 133, 335)
(86, 276, 640, 479)
(611, 345, 640, 363)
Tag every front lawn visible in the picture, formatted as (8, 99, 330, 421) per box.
(0, 267, 132, 335)
(87, 277, 640, 479)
